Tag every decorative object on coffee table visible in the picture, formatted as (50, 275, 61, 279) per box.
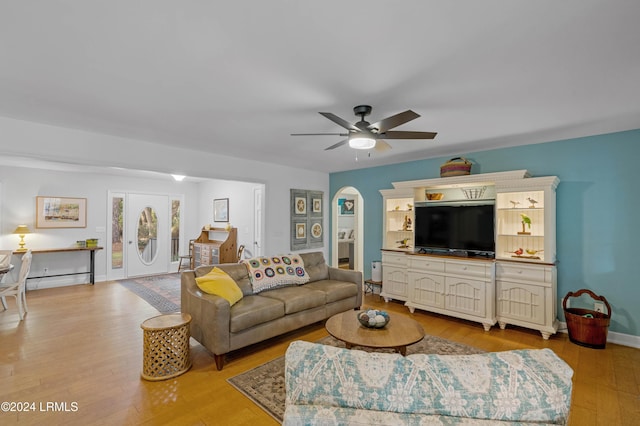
(326, 310, 424, 355)
(140, 313, 192, 381)
(357, 308, 389, 328)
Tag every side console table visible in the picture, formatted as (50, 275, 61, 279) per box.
(15, 247, 103, 285)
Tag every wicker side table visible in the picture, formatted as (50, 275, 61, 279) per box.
(141, 313, 192, 381)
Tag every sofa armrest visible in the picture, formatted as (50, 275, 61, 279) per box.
(328, 267, 362, 307)
(181, 271, 231, 355)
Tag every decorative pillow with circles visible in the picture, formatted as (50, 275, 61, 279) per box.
(241, 254, 310, 293)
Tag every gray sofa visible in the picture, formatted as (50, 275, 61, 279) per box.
(181, 252, 362, 370)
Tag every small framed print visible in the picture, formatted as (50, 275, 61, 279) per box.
(213, 198, 229, 222)
(340, 199, 355, 215)
(294, 197, 306, 215)
(295, 222, 306, 239)
(313, 198, 322, 213)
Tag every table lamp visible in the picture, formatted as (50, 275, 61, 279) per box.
(13, 225, 31, 252)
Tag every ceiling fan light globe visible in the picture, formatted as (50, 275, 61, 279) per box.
(348, 137, 376, 150)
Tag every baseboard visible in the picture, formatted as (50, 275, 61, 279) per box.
(557, 321, 640, 349)
(25, 274, 107, 290)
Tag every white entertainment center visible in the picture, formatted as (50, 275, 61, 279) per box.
(379, 170, 560, 339)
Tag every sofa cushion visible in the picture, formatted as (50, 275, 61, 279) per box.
(285, 341, 574, 424)
(195, 263, 254, 296)
(299, 252, 329, 282)
(229, 295, 285, 333)
(242, 255, 309, 293)
(195, 267, 244, 306)
(259, 286, 326, 314)
(304, 279, 358, 303)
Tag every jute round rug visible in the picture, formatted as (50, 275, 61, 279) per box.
(226, 334, 484, 423)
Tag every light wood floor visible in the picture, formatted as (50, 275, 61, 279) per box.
(1, 283, 638, 425)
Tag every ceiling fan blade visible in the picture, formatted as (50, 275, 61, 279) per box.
(381, 130, 437, 139)
(319, 112, 359, 131)
(368, 110, 420, 132)
(375, 140, 392, 152)
(291, 133, 348, 136)
(324, 139, 348, 151)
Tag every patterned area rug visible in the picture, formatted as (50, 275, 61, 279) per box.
(227, 334, 484, 423)
(118, 273, 181, 313)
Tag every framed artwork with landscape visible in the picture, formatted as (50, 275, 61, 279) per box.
(36, 196, 87, 228)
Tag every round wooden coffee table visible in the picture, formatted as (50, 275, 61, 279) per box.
(325, 310, 425, 355)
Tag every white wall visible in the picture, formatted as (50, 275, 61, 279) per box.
(196, 179, 264, 255)
(0, 116, 330, 285)
(0, 165, 202, 287)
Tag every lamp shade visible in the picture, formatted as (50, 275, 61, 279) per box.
(13, 225, 31, 235)
(348, 136, 376, 150)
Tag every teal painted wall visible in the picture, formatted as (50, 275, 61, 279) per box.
(330, 129, 640, 336)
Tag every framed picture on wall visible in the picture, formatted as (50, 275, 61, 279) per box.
(290, 188, 323, 251)
(313, 198, 322, 213)
(294, 196, 306, 215)
(213, 198, 229, 222)
(295, 222, 306, 239)
(36, 196, 87, 228)
(339, 198, 355, 215)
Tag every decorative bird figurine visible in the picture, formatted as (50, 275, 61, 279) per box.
(510, 248, 524, 256)
(510, 200, 520, 208)
(396, 238, 410, 248)
(526, 249, 543, 255)
(527, 197, 538, 208)
(518, 213, 532, 235)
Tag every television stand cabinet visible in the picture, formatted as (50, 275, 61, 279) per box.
(379, 170, 560, 339)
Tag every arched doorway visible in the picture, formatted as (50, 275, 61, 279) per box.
(331, 187, 364, 272)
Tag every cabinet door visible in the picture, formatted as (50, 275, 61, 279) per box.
(408, 271, 445, 308)
(444, 277, 487, 317)
(496, 280, 546, 325)
(382, 266, 408, 299)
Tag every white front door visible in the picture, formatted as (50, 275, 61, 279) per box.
(127, 193, 170, 277)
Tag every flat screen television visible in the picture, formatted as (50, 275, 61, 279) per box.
(414, 201, 495, 256)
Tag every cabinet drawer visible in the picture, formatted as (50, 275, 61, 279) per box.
(445, 260, 490, 279)
(408, 256, 445, 273)
(382, 251, 407, 266)
(496, 262, 551, 283)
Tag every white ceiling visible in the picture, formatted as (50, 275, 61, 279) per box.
(1, 1, 639, 174)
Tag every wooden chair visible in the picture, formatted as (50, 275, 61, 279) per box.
(178, 240, 195, 272)
(0, 250, 32, 321)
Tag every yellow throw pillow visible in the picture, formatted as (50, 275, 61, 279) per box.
(195, 267, 244, 306)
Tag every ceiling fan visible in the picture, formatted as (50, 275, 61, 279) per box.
(291, 105, 437, 151)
